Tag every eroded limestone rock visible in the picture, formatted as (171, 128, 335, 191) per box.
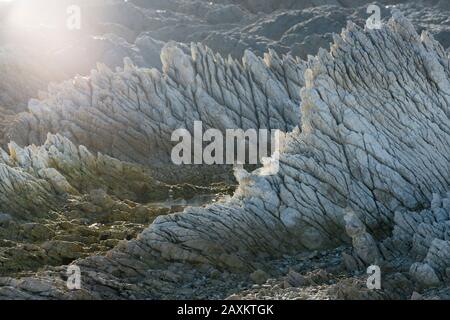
(6, 43, 304, 184)
(0, 10, 448, 299)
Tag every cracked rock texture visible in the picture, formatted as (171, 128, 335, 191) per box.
(5, 44, 304, 183)
(0, 10, 448, 299)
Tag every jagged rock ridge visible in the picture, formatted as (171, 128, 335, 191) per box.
(0, 11, 448, 299)
(6, 44, 305, 182)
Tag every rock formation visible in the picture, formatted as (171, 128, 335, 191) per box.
(5, 44, 305, 183)
(3, 0, 450, 112)
(0, 10, 448, 299)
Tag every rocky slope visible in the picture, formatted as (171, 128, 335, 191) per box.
(0, 9, 448, 299)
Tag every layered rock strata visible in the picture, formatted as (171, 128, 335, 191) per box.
(0, 11, 448, 299)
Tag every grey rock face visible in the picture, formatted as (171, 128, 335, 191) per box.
(378, 194, 450, 286)
(344, 209, 380, 265)
(410, 263, 441, 288)
(0, 11, 448, 299)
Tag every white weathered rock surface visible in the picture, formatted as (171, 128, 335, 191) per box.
(0, 10, 448, 299)
(6, 43, 304, 183)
